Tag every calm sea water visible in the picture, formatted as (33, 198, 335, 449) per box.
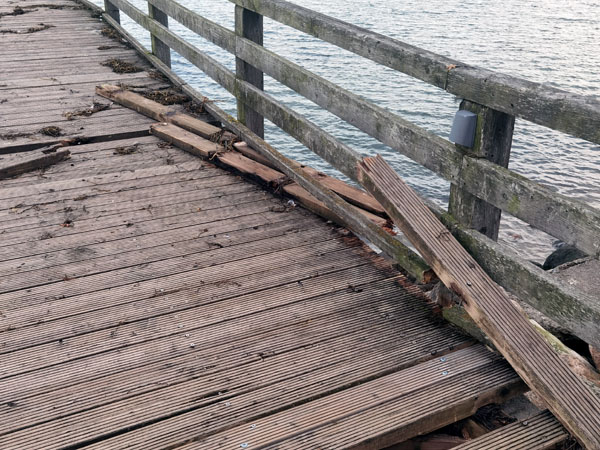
(93, 0, 600, 263)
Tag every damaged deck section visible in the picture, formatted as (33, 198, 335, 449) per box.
(0, 0, 573, 448)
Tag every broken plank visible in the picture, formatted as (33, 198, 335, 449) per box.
(97, 84, 222, 140)
(234, 141, 387, 216)
(357, 154, 600, 449)
(283, 183, 388, 228)
(0, 147, 70, 179)
(218, 150, 284, 184)
(150, 122, 219, 158)
(151, 123, 389, 228)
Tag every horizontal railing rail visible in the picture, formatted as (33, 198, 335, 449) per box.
(95, 0, 600, 348)
(232, 0, 600, 146)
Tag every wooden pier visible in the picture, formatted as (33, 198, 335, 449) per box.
(1, 0, 599, 448)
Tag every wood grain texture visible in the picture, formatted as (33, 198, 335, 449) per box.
(235, 4, 264, 138)
(149, 2, 171, 67)
(357, 154, 600, 448)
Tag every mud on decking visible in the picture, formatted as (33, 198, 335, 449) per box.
(0, 0, 524, 448)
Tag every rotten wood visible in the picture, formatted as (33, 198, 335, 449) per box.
(357, 154, 600, 449)
(235, 141, 386, 216)
(149, 122, 219, 158)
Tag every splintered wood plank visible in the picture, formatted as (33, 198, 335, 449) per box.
(150, 122, 220, 158)
(178, 346, 522, 450)
(0, 147, 70, 179)
(356, 154, 600, 448)
(454, 410, 568, 450)
(283, 183, 388, 228)
(97, 85, 222, 140)
(151, 123, 388, 227)
(234, 141, 387, 216)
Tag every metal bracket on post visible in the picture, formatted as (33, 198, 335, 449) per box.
(448, 100, 515, 240)
(149, 2, 171, 68)
(235, 5, 264, 138)
(104, 0, 120, 24)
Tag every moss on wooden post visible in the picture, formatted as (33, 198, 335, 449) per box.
(448, 100, 515, 240)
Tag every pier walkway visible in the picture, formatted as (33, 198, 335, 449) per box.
(0, 1, 575, 448)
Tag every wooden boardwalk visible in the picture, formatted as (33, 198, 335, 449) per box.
(0, 1, 533, 448)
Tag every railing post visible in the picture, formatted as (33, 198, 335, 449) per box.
(148, 2, 171, 68)
(235, 5, 264, 138)
(104, 0, 120, 24)
(448, 101, 515, 240)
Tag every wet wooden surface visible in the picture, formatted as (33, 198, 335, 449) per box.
(0, 1, 527, 448)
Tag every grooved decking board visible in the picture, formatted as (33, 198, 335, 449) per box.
(454, 410, 568, 449)
(180, 346, 522, 450)
(357, 154, 600, 448)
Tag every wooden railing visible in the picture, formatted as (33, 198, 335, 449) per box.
(96, 0, 600, 347)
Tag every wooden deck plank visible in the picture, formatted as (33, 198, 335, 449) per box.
(0, 284, 468, 448)
(0, 192, 276, 253)
(0, 195, 284, 264)
(1, 306, 458, 437)
(0, 218, 328, 295)
(454, 410, 568, 450)
(180, 346, 522, 450)
(0, 148, 70, 180)
(0, 159, 207, 204)
(357, 154, 600, 447)
(0, 247, 384, 401)
(0, 175, 249, 232)
(0, 230, 350, 315)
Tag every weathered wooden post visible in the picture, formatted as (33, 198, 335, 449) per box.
(148, 2, 171, 68)
(104, 0, 120, 24)
(235, 6, 264, 138)
(448, 101, 515, 240)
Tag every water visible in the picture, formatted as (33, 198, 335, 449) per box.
(93, 0, 600, 263)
